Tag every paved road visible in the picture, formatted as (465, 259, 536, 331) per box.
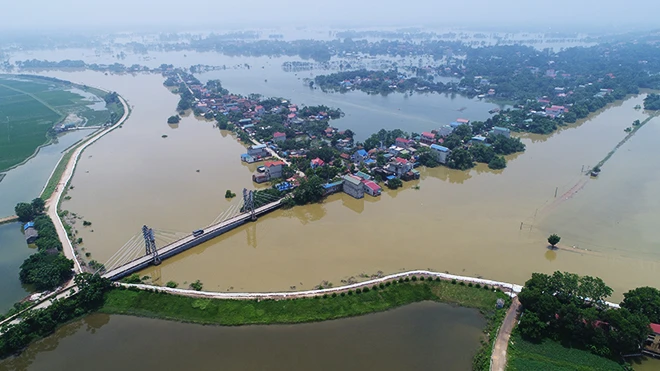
(491, 297, 521, 371)
(45, 94, 130, 273)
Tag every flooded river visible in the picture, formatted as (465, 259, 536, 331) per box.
(28, 65, 659, 301)
(0, 302, 486, 371)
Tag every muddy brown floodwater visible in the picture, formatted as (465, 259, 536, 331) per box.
(0, 302, 485, 371)
(34, 69, 660, 301)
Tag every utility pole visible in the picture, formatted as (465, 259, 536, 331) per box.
(554, 187, 558, 198)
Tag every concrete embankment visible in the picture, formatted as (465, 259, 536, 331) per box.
(0, 215, 18, 225)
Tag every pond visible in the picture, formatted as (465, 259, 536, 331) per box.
(0, 302, 486, 371)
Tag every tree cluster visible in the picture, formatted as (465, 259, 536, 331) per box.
(518, 271, 651, 357)
(19, 252, 74, 291)
(14, 198, 45, 223)
(644, 93, 660, 110)
(0, 274, 111, 358)
(292, 175, 325, 205)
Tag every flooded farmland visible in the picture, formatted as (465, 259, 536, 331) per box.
(22, 63, 657, 302)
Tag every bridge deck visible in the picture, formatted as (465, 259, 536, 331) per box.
(103, 200, 282, 280)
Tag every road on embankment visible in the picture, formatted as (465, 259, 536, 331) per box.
(45, 94, 130, 273)
(491, 297, 521, 371)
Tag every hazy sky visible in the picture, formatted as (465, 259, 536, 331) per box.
(4, 0, 660, 31)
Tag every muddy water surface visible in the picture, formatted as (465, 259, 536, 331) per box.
(0, 302, 485, 371)
(33, 68, 660, 301)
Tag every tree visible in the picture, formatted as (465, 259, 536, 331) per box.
(167, 115, 181, 124)
(548, 234, 561, 247)
(19, 252, 74, 291)
(387, 177, 402, 189)
(519, 311, 547, 342)
(293, 175, 325, 205)
(447, 148, 474, 170)
(225, 190, 236, 198)
(488, 156, 506, 169)
(31, 198, 45, 214)
(603, 308, 651, 355)
(621, 286, 660, 323)
(14, 202, 35, 223)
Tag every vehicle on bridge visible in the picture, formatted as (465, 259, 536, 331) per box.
(192, 229, 204, 237)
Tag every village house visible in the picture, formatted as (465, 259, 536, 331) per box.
(24, 222, 38, 244)
(470, 135, 488, 145)
(456, 118, 470, 125)
(342, 174, 365, 199)
(395, 137, 414, 149)
(437, 125, 454, 137)
(253, 161, 285, 184)
(351, 149, 369, 164)
(388, 157, 413, 178)
(491, 126, 511, 138)
(247, 144, 269, 158)
(644, 323, 660, 356)
(362, 179, 382, 196)
(354, 171, 372, 181)
(429, 144, 451, 164)
(272, 132, 286, 143)
(420, 132, 436, 144)
(545, 105, 568, 118)
(310, 157, 325, 169)
(388, 146, 405, 156)
(322, 180, 344, 195)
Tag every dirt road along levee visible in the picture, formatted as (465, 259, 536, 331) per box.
(491, 297, 521, 371)
(45, 94, 130, 273)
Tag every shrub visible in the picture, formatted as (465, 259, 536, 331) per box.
(475, 283, 481, 288)
(323, 294, 328, 298)
(85, 252, 91, 257)
(76, 237, 83, 244)
(166, 281, 178, 288)
(363, 287, 370, 293)
(189, 280, 203, 291)
(452, 279, 457, 284)
(123, 273, 142, 284)
(468, 282, 473, 287)
(399, 278, 404, 283)
(372, 285, 378, 291)
(355, 288, 362, 294)
(411, 276, 417, 282)
(404, 277, 410, 282)
(347, 290, 353, 295)
(379, 283, 385, 289)
(420, 276, 425, 281)
(435, 277, 440, 281)
(331, 293, 337, 298)
(340, 292, 345, 297)
(385, 282, 391, 287)
(460, 281, 465, 286)
(82, 220, 92, 226)
(484, 285, 490, 290)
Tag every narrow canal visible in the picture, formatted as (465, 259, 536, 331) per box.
(0, 302, 485, 371)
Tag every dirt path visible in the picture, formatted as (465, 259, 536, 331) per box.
(491, 296, 521, 371)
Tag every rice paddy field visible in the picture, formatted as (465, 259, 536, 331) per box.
(0, 75, 116, 172)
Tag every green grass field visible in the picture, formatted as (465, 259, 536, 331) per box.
(0, 75, 120, 172)
(102, 279, 509, 325)
(507, 333, 625, 371)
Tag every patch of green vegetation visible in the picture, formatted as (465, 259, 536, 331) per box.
(101, 279, 508, 325)
(40, 148, 75, 200)
(507, 333, 624, 371)
(0, 75, 123, 172)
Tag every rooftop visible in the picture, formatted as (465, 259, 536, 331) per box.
(265, 161, 286, 167)
(651, 323, 660, 334)
(430, 144, 450, 152)
(273, 132, 286, 138)
(343, 174, 363, 186)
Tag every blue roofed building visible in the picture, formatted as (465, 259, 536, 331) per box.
(429, 144, 451, 164)
(351, 149, 369, 164)
(491, 126, 511, 138)
(322, 180, 344, 195)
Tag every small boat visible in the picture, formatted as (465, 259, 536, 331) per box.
(257, 166, 266, 173)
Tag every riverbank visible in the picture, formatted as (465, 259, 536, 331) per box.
(45, 93, 130, 273)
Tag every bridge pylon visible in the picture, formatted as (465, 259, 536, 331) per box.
(141, 225, 161, 265)
(243, 188, 256, 221)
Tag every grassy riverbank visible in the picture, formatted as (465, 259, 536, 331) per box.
(506, 333, 624, 371)
(101, 279, 509, 370)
